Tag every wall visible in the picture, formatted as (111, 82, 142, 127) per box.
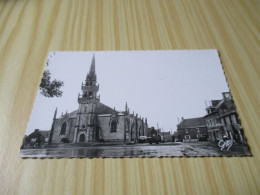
(178, 127, 208, 142)
(98, 115, 125, 141)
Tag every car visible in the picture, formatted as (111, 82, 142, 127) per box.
(199, 135, 208, 141)
(147, 134, 164, 144)
(138, 136, 148, 143)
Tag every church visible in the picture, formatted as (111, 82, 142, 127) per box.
(48, 55, 149, 144)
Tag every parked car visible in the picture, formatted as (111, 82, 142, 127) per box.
(138, 136, 148, 143)
(147, 134, 164, 144)
(199, 135, 208, 141)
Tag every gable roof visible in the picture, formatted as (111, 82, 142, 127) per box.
(28, 130, 50, 139)
(211, 100, 222, 107)
(39, 130, 50, 138)
(178, 117, 206, 129)
(215, 99, 225, 110)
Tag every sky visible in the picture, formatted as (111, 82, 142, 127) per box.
(25, 50, 229, 135)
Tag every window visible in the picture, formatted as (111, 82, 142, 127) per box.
(184, 135, 191, 140)
(111, 120, 117, 132)
(185, 129, 188, 133)
(60, 122, 67, 135)
(197, 134, 202, 138)
(231, 115, 237, 124)
(225, 116, 231, 124)
(197, 128, 200, 133)
(213, 120, 216, 126)
(221, 118, 225, 125)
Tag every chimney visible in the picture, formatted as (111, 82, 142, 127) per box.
(222, 92, 231, 101)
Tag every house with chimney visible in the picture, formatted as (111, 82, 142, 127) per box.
(204, 92, 246, 143)
(176, 117, 208, 142)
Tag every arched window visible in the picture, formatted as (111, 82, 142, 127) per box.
(126, 118, 130, 132)
(60, 122, 67, 135)
(111, 120, 117, 133)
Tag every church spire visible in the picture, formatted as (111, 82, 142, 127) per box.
(125, 102, 128, 113)
(90, 54, 95, 74)
(79, 54, 99, 104)
(49, 107, 57, 144)
(86, 54, 96, 81)
(53, 107, 57, 120)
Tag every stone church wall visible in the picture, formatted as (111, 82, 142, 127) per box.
(51, 115, 75, 143)
(52, 118, 63, 143)
(98, 115, 125, 141)
(68, 118, 77, 142)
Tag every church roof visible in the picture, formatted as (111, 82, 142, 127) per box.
(96, 102, 114, 114)
(67, 102, 114, 118)
(69, 110, 78, 118)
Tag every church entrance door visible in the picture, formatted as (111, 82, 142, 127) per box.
(79, 134, 85, 142)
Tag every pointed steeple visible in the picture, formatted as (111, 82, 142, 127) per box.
(53, 107, 57, 120)
(79, 54, 99, 104)
(49, 107, 57, 144)
(90, 54, 95, 74)
(86, 54, 96, 81)
(125, 102, 128, 113)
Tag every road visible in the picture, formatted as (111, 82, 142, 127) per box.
(19, 142, 251, 158)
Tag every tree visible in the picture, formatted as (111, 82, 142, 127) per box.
(39, 52, 64, 97)
(39, 70, 64, 97)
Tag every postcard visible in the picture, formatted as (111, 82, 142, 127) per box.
(20, 50, 251, 158)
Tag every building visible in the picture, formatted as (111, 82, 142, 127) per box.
(159, 131, 172, 142)
(176, 117, 208, 142)
(205, 92, 246, 143)
(21, 129, 50, 149)
(48, 55, 148, 144)
(172, 131, 180, 142)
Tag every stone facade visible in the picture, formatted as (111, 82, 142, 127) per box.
(159, 131, 172, 142)
(48, 55, 148, 144)
(205, 92, 246, 143)
(177, 117, 208, 142)
(176, 92, 247, 144)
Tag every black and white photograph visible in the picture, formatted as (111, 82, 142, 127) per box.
(19, 50, 251, 158)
